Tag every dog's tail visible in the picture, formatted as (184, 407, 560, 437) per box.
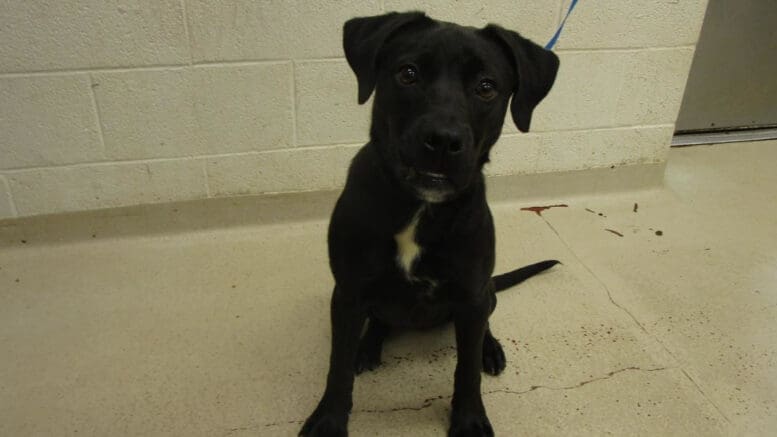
(492, 260, 560, 292)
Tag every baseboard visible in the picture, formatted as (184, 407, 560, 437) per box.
(0, 163, 667, 247)
(487, 162, 666, 204)
(672, 127, 777, 146)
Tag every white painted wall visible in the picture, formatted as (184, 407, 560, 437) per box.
(0, 1, 709, 218)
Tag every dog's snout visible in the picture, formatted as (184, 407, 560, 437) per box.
(423, 128, 465, 155)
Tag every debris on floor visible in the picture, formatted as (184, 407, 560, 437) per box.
(520, 204, 568, 216)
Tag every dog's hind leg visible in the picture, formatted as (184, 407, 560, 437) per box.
(355, 317, 390, 374)
(482, 326, 506, 376)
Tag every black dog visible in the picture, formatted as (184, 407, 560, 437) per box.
(300, 12, 559, 437)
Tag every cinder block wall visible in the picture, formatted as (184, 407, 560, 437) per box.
(0, 1, 708, 219)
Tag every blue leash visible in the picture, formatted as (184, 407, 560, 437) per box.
(545, 0, 579, 50)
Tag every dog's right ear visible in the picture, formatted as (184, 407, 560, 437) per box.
(343, 12, 430, 104)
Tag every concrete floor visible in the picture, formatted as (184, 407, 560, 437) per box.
(1, 140, 775, 436)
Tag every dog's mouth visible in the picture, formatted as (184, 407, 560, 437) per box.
(405, 168, 451, 185)
(417, 170, 448, 183)
(404, 168, 455, 203)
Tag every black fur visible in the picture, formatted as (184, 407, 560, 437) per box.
(300, 12, 559, 437)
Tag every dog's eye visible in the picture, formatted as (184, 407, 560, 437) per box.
(476, 80, 498, 100)
(397, 65, 418, 85)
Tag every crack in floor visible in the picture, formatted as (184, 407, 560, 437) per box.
(681, 368, 731, 423)
(242, 365, 672, 432)
(539, 216, 653, 338)
(538, 214, 732, 425)
(484, 365, 670, 396)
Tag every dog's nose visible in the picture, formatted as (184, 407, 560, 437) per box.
(423, 128, 464, 155)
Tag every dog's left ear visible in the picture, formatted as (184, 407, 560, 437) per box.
(482, 25, 560, 133)
(343, 12, 431, 104)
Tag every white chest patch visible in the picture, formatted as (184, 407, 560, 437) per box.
(394, 209, 423, 276)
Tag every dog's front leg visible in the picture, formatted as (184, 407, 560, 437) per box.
(300, 285, 365, 437)
(449, 299, 494, 437)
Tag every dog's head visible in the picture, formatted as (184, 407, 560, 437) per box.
(344, 12, 559, 203)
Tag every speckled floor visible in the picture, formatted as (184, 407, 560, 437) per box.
(1, 140, 775, 436)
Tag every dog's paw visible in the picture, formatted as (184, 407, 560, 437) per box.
(448, 412, 494, 437)
(482, 334, 506, 376)
(354, 342, 382, 374)
(299, 409, 348, 437)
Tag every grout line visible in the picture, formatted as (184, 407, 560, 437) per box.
(0, 45, 694, 79)
(192, 57, 346, 66)
(201, 160, 212, 197)
(3, 156, 204, 174)
(556, 44, 696, 54)
(180, 0, 194, 65)
(190, 59, 297, 69)
(0, 45, 694, 78)
(292, 140, 366, 149)
(0, 58, 345, 78)
(0, 64, 188, 78)
(284, 57, 346, 64)
(500, 123, 675, 138)
(0, 144, 364, 174)
(87, 73, 108, 161)
(1, 122, 676, 173)
(0, 175, 19, 217)
(290, 61, 298, 147)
